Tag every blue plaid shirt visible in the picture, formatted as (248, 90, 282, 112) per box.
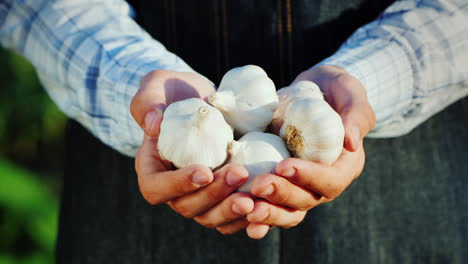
(1, 0, 467, 157)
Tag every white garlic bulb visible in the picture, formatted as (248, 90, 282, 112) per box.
(273, 80, 324, 127)
(280, 97, 344, 165)
(208, 65, 278, 135)
(228, 132, 291, 193)
(158, 98, 234, 169)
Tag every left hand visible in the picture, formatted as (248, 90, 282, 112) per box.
(235, 65, 376, 239)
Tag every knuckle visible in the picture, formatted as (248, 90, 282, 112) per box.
(129, 96, 140, 118)
(284, 219, 300, 229)
(181, 211, 197, 219)
(322, 185, 344, 200)
(140, 191, 161, 206)
(329, 73, 351, 89)
(297, 202, 314, 211)
(139, 181, 162, 205)
(194, 216, 216, 229)
(217, 228, 234, 235)
(130, 96, 147, 125)
(298, 193, 321, 211)
(144, 69, 170, 81)
(170, 202, 197, 219)
(284, 213, 306, 229)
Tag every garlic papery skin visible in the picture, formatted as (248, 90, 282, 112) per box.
(280, 97, 344, 165)
(208, 65, 278, 135)
(227, 132, 291, 193)
(157, 98, 234, 169)
(272, 81, 324, 131)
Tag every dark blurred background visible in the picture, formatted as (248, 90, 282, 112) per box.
(0, 47, 66, 263)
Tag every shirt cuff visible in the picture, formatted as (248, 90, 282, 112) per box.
(317, 39, 415, 137)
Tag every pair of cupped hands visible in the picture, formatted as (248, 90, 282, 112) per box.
(130, 65, 376, 239)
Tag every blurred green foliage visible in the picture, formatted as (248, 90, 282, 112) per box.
(0, 47, 66, 263)
(0, 159, 58, 264)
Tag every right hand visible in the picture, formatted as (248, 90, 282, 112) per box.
(131, 70, 254, 234)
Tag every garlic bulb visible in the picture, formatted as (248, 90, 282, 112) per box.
(280, 97, 344, 165)
(228, 132, 291, 193)
(273, 80, 324, 125)
(209, 65, 278, 135)
(158, 98, 234, 169)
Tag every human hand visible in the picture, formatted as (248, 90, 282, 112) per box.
(243, 65, 376, 239)
(131, 70, 254, 234)
(131, 70, 216, 137)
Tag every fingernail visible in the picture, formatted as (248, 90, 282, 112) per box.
(232, 203, 244, 215)
(260, 185, 274, 196)
(192, 171, 211, 186)
(226, 172, 248, 187)
(144, 111, 159, 134)
(281, 168, 296, 178)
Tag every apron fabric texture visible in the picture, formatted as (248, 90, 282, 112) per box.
(56, 1, 468, 263)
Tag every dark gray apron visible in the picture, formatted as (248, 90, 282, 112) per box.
(56, 1, 468, 263)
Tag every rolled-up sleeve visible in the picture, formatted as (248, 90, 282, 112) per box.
(319, 0, 468, 137)
(0, 0, 197, 156)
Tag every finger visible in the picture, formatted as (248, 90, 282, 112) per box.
(130, 96, 166, 138)
(247, 200, 306, 228)
(340, 102, 376, 152)
(130, 71, 168, 137)
(168, 164, 249, 218)
(246, 223, 270, 239)
(275, 149, 362, 199)
(251, 174, 322, 211)
(194, 192, 254, 228)
(138, 164, 213, 205)
(136, 135, 172, 175)
(216, 218, 250, 235)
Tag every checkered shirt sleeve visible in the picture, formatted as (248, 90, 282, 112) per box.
(320, 0, 468, 137)
(0, 0, 196, 157)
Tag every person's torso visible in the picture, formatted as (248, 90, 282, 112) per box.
(127, 0, 394, 86)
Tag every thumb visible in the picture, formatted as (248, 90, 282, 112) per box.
(340, 103, 376, 152)
(142, 106, 165, 138)
(130, 70, 168, 138)
(130, 89, 166, 138)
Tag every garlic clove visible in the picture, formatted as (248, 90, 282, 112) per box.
(209, 65, 279, 135)
(280, 97, 344, 165)
(158, 98, 234, 169)
(227, 131, 291, 194)
(272, 81, 324, 131)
